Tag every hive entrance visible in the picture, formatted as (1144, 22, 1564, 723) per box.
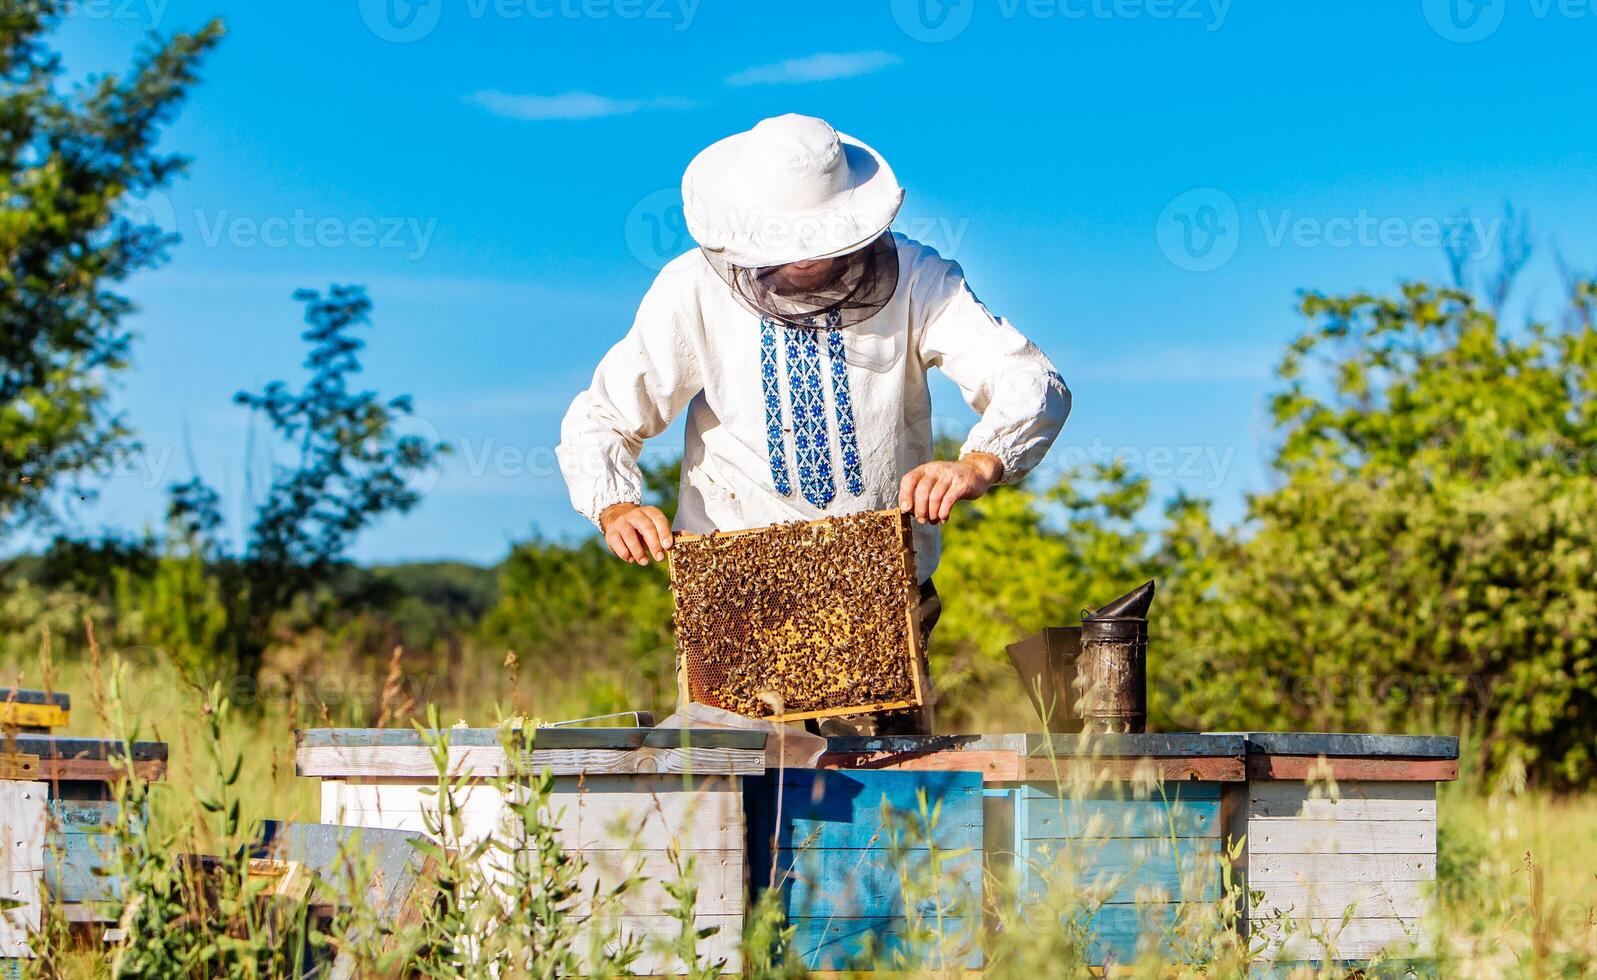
(668, 509, 924, 722)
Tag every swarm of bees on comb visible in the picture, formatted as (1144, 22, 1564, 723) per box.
(668, 509, 924, 721)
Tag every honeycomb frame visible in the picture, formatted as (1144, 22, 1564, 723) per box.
(668, 509, 926, 723)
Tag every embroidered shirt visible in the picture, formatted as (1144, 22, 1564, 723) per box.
(556, 235, 1071, 581)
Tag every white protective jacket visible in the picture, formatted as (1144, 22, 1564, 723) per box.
(557, 235, 1071, 581)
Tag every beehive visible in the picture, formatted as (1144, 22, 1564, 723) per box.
(1229, 733, 1455, 968)
(299, 727, 768, 976)
(744, 768, 985, 971)
(669, 509, 924, 722)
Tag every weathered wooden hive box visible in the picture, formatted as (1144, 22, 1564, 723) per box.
(743, 768, 984, 971)
(297, 726, 766, 976)
(1, 728, 168, 965)
(1231, 732, 1457, 969)
(819, 733, 1242, 966)
(814, 731, 1457, 971)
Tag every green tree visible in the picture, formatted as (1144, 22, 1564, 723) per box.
(170, 286, 450, 681)
(1173, 279, 1597, 785)
(0, 3, 222, 533)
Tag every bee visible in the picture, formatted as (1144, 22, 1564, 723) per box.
(670, 510, 919, 717)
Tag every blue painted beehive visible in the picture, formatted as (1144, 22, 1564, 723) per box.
(998, 780, 1224, 963)
(744, 768, 984, 972)
(981, 733, 1243, 968)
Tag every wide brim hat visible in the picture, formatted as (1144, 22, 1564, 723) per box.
(682, 114, 904, 269)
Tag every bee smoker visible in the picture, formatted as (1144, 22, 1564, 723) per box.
(1077, 580, 1154, 734)
(1007, 580, 1155, 734)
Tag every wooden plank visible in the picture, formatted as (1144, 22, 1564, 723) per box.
(1026, 733, 1248, 758)
(0, 783, 46, 872)
(1021, 781, 1222, 801)
(0, 783, 45, 961)
(1248, 781, 1435, 820)
(577, 850, 745, 915)
(1247, 879, 1430, 920)
(744, 770, 982, 851)
(1021, 756, 1246, 783)
(1083, 904, 1194, 966)
(1246, 852, 1435, 884)
(823, 734, 1028, 756)
(0, 756, 40, 781)
(816, 749, 1022, 782)
(785, 916, 983, 972)
(0, 870, 41, 960)
(1246, 755, 1458, 782)
(750, 698, 921, 725)
(44, 831, 125, 903)
(761, 848, 982, 919)
(0, 704, 68, 730)
(983, 786, 1016, 888)
(575, 913, 743, 976)
(48, 800, 121, 831)
(297, 727, 766, 751)
(1021, 795, 1221, 840)
(4, 737, 166, 762)
(1021, 837, 1221, 904)
(1241, 733, 1458, 759)
(321, 780, 510, 816)
(297, 743, 764, 777)
(1253, 916, 1429, 961)
(1247, 819, 1435, 855)
(323, 775, 746, 852)
(0, 690, 69, 709)
(254, 821, 439, 980)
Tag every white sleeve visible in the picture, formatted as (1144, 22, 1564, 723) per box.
(556, 268, 705, 526)
(912, 245, 1071, 484)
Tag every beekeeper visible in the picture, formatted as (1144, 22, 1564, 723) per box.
(557, 114, 1070, 734)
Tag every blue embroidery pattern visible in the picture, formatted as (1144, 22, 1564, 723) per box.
(758, 310, 864, 505)
(785, 323, 836, 508)
(759, 319, 792, 497)
(825, 323, 865, 497)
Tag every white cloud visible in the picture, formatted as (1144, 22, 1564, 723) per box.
(468, 90, 697, 121)
(725, 51, 903, 88)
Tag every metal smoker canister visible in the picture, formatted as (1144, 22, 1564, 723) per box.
(1077, 580, 1154, 734)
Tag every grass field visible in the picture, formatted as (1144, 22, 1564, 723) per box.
(7, 653, 1596, 977)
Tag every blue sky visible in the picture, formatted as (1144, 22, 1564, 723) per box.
(43, 0, 1597, 564)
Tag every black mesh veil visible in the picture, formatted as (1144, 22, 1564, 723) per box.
(701, 232, 899, 329)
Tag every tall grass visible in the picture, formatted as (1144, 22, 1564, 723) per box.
(7, 645, 1597, 977)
